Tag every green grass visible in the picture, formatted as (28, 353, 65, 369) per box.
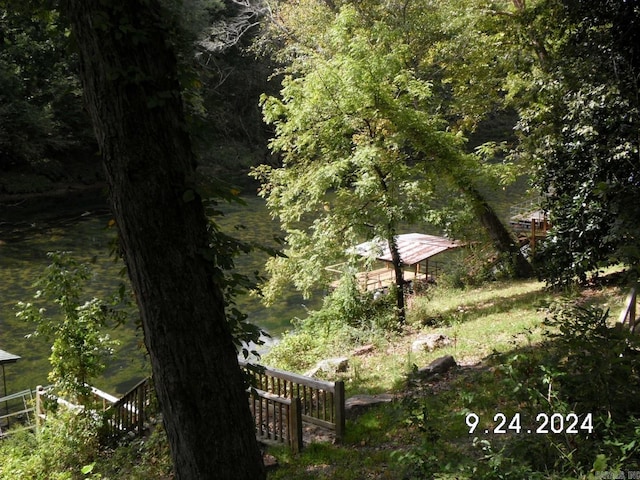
(327, 279, 553, 396)
(265, 277, 631, 479)
(2, 276, 632, 479)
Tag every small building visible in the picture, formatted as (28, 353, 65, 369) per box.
(328, 233, 463, 292)
(509, 207, 550, 253)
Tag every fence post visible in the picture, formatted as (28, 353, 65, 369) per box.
(618, 286, 638, 330)
(137, 385, 145, 436)
(35, 385, 43, 434)
(334, 380, 345, 443)
(289, 397, 303, 454)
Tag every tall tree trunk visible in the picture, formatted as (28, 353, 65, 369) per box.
(387, 229, 406, 324)
(62, 1, 266, 479)
(464, 186, 534, 278)
(374, 165, 406, 323)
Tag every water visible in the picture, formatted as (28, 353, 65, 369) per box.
(0, 181, 525, 397)
(0, 193, 315, 396)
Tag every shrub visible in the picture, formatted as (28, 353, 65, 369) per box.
(494, 303, 640, 475)
(0, 409, 101, 480)
(16, 252, 126, 403)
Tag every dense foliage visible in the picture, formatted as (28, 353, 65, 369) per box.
(0, 7, 95, 180)
(253, 1, 532, 322)
(512, 0, 640, 284)
(478, 304, 640, 477)
(254, 5, 466, 306)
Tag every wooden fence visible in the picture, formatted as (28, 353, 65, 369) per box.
(31, 378, 154, 442)
(618, 285, 639, 333)
(250, 388, 303, 453)
(6, 364, 344, 452)
(240, 360, 345, 450)
(0, 389, 37, 437)
(100, 377, 154, 441)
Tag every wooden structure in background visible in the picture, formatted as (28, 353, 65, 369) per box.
(0, 389, 36, 437)
(0, 348, 22, 435)
(0, 349, 20, 405)
(509, 202, 551, 253)
(328, 233, 463, 291)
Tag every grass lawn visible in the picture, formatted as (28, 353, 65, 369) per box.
(265, 277, 633, 479)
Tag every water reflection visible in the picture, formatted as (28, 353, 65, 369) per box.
(0, 195, 317, 395)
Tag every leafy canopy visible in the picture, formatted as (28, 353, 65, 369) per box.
(504, 0, 640, 284)
(253, 5, 469, 303)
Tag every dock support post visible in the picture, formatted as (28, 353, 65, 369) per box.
(35, 385, 43, 434)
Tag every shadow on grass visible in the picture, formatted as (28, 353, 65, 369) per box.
(413, 287, 553, 328)
(269, 317, 640, 480)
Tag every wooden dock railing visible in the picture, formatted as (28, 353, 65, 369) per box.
(240, 360, 345, 448)
(101, 377, 154, 440)
(618, 285, 639, 333)
(0, 389, 37, 437)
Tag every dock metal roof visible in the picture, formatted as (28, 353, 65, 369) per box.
(0, 349, 21, 365)
(353, 233, 463, 266)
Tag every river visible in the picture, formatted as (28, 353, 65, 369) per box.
(0, 191, 317, 396)
(0, 180, 522, 397)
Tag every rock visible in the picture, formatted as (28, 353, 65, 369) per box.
(263, 453, 279, 471)
(427, 355, 457, 374)
(414, 355, 457, 379)
(304, 357, 349, 378)
(345, 394, 395, 419)
(411, 333, 452, 352)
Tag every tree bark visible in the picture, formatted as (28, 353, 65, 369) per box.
(62, 1, 265, 479)
(373, 165, 406, 323)
(387, 230, 406, 324)
(464, 186, 534, 278)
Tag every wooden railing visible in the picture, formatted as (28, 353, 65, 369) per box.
(0, 389, 37, 437)
(618, 285, 639, 333)
(250, 388, 303, 453)
(32, 378, 154, 442)
(101, 377, 154, 440)
(240, 360, 345, 447)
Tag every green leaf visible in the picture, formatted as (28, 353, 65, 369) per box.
(81, 462, 96, 474)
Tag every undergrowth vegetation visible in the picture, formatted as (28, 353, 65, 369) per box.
(0, 411, 172, 480)
(265, 274, 397, 373)
(2, 276, 638, 479)
(265, 276, 639, 479)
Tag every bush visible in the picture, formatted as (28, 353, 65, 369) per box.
(16, 252, 126, 403)
(0, 409, 101, 480)
(264, 275, 396, 372)
(493, 303, 640, 476)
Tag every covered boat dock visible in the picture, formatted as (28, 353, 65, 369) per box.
(0, 348, 20, 400)
(328, 233, 463, 292)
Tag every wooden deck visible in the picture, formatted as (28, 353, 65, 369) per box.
(353, 267, 430, 292)
(328, 262, 444, 292)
